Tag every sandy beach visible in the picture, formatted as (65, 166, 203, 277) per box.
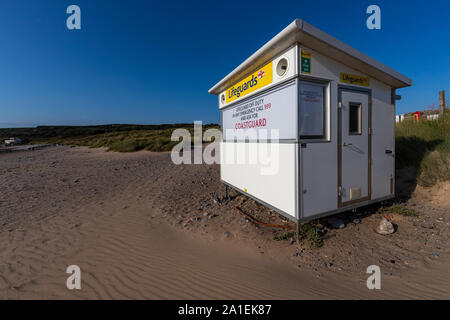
(0, 146, 449, 299)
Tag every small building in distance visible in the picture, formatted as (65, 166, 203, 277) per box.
(397, 109, 442, 122)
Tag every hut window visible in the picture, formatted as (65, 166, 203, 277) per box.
(349, 102, 362, 135)
(299, 81, 325, 139)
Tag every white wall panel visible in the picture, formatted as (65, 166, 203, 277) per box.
(371, 81, 395, 199)
(220, 142, 297, 219)
(301, 143, 338, 218)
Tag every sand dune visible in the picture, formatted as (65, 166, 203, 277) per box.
(0, 146, 448, 299)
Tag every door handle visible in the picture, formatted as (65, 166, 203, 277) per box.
(343, 143, 353, 147)
(385, 149, 393, 154)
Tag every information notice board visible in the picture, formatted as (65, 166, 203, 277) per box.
(221, 81, 297, 141)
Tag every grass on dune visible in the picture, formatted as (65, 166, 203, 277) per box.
(40, 130, 181, 152)
(2, 112, 448, 187)
(396, 113, 449, 186)
(376, 204, 418, 217)
(0, 124, 220, 153)
(31, 126, 220, 152)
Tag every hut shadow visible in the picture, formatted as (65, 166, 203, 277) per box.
(394, 136, 443, 201)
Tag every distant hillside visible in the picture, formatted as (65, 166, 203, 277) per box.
(0, 124, 218, 141)
(0, 123, 220, 152)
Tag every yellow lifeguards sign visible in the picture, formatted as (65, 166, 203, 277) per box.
(225, 62, 273, 104)
(340, 72, 370, 87)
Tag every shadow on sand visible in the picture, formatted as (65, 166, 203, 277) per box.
(395, 136, 443, 201)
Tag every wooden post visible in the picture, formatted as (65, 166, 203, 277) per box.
(439, 90, 446, 115)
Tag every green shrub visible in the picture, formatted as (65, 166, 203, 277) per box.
(272, 231, 295, 241)
(377, 204, 418, 216)
(297, 223, 323, 250)
(272, 224, 323, 250)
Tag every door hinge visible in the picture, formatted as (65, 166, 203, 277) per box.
(338, 102, 342, 108)
(338, 186, 342, 197)
(368, 128, 372, 135)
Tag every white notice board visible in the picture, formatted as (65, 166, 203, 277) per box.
(221, 81, 297, 141)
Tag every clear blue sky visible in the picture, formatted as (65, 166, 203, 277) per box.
(0, 0, 449, 127)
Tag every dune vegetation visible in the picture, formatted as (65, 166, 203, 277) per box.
(0, 124, 220, 152)
(1, 114, 448, 187)
(395, 113, 449, 186)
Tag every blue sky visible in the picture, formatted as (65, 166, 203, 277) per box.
(0, 0, 449, 127)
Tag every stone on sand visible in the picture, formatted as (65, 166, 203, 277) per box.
(376, 217, 395, 235)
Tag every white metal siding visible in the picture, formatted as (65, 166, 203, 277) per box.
(301, 142, 338, 218)
(300, 47, 394, 217)
(220, 142, 297, 218)
(217, 44, 396, 221)
(371, 81, 395, 199)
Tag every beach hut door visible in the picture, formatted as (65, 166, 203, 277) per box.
(338, 88, 371, 207)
